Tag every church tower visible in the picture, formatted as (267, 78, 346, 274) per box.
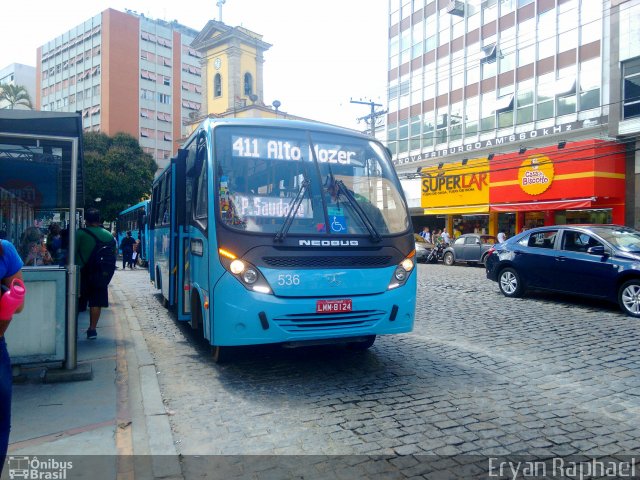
(191, 20, 272, 116)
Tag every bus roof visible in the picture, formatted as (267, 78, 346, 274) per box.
(185, 117, 373, 146)
(118, 199, 149, 216)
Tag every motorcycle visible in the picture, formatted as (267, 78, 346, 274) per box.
(426, 242, 447, 263)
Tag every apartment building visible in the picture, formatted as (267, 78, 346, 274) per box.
(0, 63, 36, 109)
(387, 0, 639, 236)
(37, 8, 203, 171)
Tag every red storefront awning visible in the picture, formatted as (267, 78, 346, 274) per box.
(490, 197, 595, 212)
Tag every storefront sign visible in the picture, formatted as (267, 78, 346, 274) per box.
(518, 155, 554, 195)
(421, 158, 489, 208)
(394, 117, 607, 166)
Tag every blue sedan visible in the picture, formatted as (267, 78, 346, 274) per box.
(485, 224, 640, 317)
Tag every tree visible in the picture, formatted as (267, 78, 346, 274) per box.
(0, 83, 33, 109)
(83, 131, 157, 221)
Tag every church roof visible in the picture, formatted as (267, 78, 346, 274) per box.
(190, 20, 272, 52)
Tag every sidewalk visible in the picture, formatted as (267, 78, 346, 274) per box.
(3, 270, 182, 479)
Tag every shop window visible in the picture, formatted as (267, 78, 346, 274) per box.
(623, 58, 640, 119)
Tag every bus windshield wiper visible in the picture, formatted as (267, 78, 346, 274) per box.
(274, 178, 311, 242)
(334, 180, 381, 243)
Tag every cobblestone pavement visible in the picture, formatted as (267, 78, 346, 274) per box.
(113, 264, 640, 478)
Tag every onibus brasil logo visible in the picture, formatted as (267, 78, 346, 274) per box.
(7, 456, 72, 479)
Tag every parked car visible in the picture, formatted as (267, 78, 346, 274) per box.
(485, 224, 640, 317)
(442, 234, 497, 266)
(414, 234, 434, 263)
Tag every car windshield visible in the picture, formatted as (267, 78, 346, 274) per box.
(590, 227, 640, 252)
(214, 126, 409, 236)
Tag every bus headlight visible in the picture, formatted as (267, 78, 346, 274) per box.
(242, 268, 258, 284)
(230, 259, 245, 274)
(219, 248, 272, 294)
(388, 251, 415, 290)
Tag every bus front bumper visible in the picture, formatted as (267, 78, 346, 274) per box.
(209, 274, 416, 346)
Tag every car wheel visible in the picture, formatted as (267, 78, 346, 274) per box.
(618, 279, 640, 317)
(443, 252, 454, 266)
(498, 267, 524, 298)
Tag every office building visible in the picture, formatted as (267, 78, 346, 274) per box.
(387, 0, 639, 235)
(37, 8, 202, 171)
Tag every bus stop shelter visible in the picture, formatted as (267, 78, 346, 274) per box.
(0, 110, 84, 370)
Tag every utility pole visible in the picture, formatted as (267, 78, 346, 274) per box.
(350, 98, 387, 138)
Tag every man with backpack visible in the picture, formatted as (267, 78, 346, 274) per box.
(76, 208, 116, 340)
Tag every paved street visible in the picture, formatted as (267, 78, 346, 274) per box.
(114, 263, 640, 477)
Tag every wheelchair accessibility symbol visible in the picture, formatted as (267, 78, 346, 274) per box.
(330, 215, 347, 233)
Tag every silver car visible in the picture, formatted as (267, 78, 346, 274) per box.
(443, 234, 497, 266)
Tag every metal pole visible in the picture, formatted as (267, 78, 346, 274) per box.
(65, 138, 79, 370)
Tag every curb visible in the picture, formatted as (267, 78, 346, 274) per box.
(112, 285, 183, 480)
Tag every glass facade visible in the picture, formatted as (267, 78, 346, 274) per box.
(387, 0, 604, 158)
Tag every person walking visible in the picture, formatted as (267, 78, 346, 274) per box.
(0, 239, 25, 473)
(441, 229, 451, 245)
(119, 231, 135, 270)
(76, 208, 116, 340)
(497, 230, 507, 243)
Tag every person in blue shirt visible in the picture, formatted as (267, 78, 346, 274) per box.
(0, 239, 25, 474)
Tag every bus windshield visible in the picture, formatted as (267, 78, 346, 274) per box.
(214, 126, 409, 236)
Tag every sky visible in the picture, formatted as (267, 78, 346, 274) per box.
(1, 0, 389, 131)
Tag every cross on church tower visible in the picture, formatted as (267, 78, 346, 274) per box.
(216, 0, 226, 22)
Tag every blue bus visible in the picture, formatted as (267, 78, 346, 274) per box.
(149, 118, 416, 362)
(116, 199, 150, 266)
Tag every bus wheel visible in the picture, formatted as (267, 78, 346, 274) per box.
(346, 335, 376, 351)
(191, 294, 204, 339)
(211, 345, 232, 364)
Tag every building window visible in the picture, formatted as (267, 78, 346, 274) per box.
(409, 116, 421, 150)
(464, 97, 479, 137)
(244, 72, 253, 96)
(158, 93, 171, 104)
(398, 119, 409, 154)
(579, 58, 601, 111)
(623, 58, 640, 119)
(516, 79, 534, 123)
(423, 113, 435, 148)
(214, 73, 222, 97)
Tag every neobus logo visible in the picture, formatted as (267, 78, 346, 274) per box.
(298, 240, 360, 246)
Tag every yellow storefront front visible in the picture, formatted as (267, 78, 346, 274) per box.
(420, 158, 494, 237)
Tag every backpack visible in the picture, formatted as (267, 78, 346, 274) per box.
(81, 228, 116, 288)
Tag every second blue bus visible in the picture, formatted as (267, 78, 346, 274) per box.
(116, 199, 150, 267)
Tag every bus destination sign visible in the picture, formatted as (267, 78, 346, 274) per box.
(232, 135, 360, 165)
